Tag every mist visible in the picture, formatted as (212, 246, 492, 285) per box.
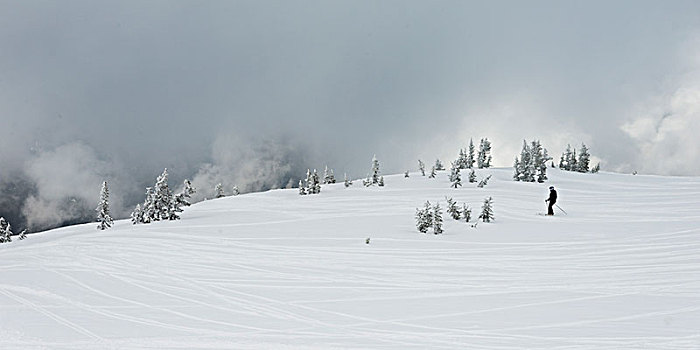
(2, 0, 700, 231)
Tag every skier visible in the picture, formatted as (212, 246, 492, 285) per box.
(545, 186, 557, 215)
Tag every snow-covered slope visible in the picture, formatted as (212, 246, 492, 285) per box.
(2, 168, 700, 349)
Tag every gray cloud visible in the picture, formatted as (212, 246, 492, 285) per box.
(1, 1, 700, 230)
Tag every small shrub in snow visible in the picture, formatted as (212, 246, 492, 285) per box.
(418, 159, 426, 176)
(477, 175, 492, 188)
(462, 203, 472, 223)
(215, 183, 225, 198)
(378, 176, 385, 187)
(434, 159, 445, 171)
(232, 186, 240, 196)
(468, 169, 477, 183)
(404, 171, 409, 178)
(429, 166, 436, 179)
(344, 173, 353, 188)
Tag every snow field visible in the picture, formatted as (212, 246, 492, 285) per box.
(1, 168, 700, 349)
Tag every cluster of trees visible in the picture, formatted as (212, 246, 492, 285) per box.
(215, 183, 240, 198)
(416, 196, 494, 234)
(0, 217, 26, 243)
(130, 169, 196, 225)
(559, 143, 600, 173)
(299, 169, 322, 195)
(454, 138, 492, 170)
(513, 140, 552, 182)
(363, 155, 385, 187)
(323, 166, 336, 184)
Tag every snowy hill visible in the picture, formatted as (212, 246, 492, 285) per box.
(2, 168, 700, 349)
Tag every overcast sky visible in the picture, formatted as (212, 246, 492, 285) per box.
(2, 0, 700, 230)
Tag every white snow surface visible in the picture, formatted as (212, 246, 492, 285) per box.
(2, 168, 700, 349)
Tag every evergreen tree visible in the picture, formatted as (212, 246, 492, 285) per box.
(18, 229, 26, 240)
(215, 183, 225, 198)
(446, 197, 461, 220)
(96, 181, 114, 230)
(311, 169, 321, 194)
(0, 217, 12, 243)
(344, 173, 353, 188)
(535, 142, 551, 182)
(141, 187, 156, 223)
(378, 176, 385, 187)
(478, 197, 494, 223)
(462, 203, 472, 223)
(513, 156, 523, 181)
(131, 204, 143, 224)
(560, 144, 573, 170)
(520, 140, 535, 182)
(429, 166, 436, 178)
(232, 186, 240, 196)
(404, 170, 409, 178)
(415, 201, 433, 233)
(323, 166, 336, 184)
(434, 159, 445, 171)
(467, 138, 476, 168)
(298, 180, 307, 195)
(449, 163, 462, 188)
(418, 159, 426, 176)
(577, 143, 591, 173)
(569, 149, 577, 172)
(468, 169, 477, 183)
(432, 203, 444, 234)
(477, 138, 492, 168)
(175, 179, 196, 207)
(371, 155, 381, 185)
(592, 162, 601, 173)
(456, 148, 467, 169)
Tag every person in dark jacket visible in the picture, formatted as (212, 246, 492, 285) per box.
(545, 186, 557, 215)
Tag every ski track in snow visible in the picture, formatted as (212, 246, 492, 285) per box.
(2, 168, 700, 349)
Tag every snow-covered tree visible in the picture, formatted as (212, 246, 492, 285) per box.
(298, 180, 307, 195)
(323, 166, 336, 184)
(429, 166, 436, 179)
(18, 229, 26, 240)
(477, 138, 492, 168)
(446, 197, 461, 220)
(378, 176, 385, 187)
(232, 186, 240, 196)
(591, 162, 601, 173)
(477, 175, 492, 188)
(456, 148, 468, 169)
(344, 173, 353, 188)
(449, 162, 462, 188)
(0, 217, 12, 243)
(467, 138, 476, 169)
(175, 179, 196, 207)
(432, 203, 444, 234)
(434, 159, 445, 171)
(404, 170, 409, 178)
(310, 169, 321, 194)
(96, 181, 113, 230)
(513, 156, 523, 181)
(577, 143, 591, 173)
(215, 183, 225, 198)
(462, 203, 472, 223)
(131, 204, 143, 224)
(418, 159, 426, 176)
(415, 201, 433, 233)
(478, 197, 494, 223)
(371, 155, 381, 185)
(514, 140, 550, 182)
(468, 169, 477, 183)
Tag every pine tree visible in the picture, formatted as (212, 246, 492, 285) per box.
(434, 159, 445, 171)
(0, 217, 12, 243)
(449, 163, 462, 188)
(468, 169, 477, 183)
(429, 166, 436, 178)
(418, 159, 426, 176)
(457, 148, 467, 169)
(446, 197, 461, 220)
(477, 175, 492, 188)
(18, 229, 27, 240)
(131, 204, 143, 224)
(535, 142, 551, 182)
(298, 180, 307, 195)
(344, 173, 353, 188)
(592, 162, 601, 173)
(141, 187, 156, 223)
(415, 201, 433, 233)
(175, 179, 196, 207)
(432, 203, 444, 234)
(520, 140, 535, 182)
(577, 143, 591, 173)
(96, 181, 114, 230)
(232, 186, 240, 196)
(560, 144, 572, 170)
(462, 203, 472, 223)
(323, 166, 336, 184)
(478, 197, 494, 223)
(404, 170, 409, 178)
(513, 156, 522, 181)
(477, 138, 492, 168)
(215, 183, 225, 198)
(371, 155, 381, 185)
(378, 176, 385, 187)
(467, 138, 476, 168)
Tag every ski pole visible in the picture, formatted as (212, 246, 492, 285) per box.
(555, 204, 568, 215)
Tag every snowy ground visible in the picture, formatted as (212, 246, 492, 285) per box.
(2, 168, 700, 349)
